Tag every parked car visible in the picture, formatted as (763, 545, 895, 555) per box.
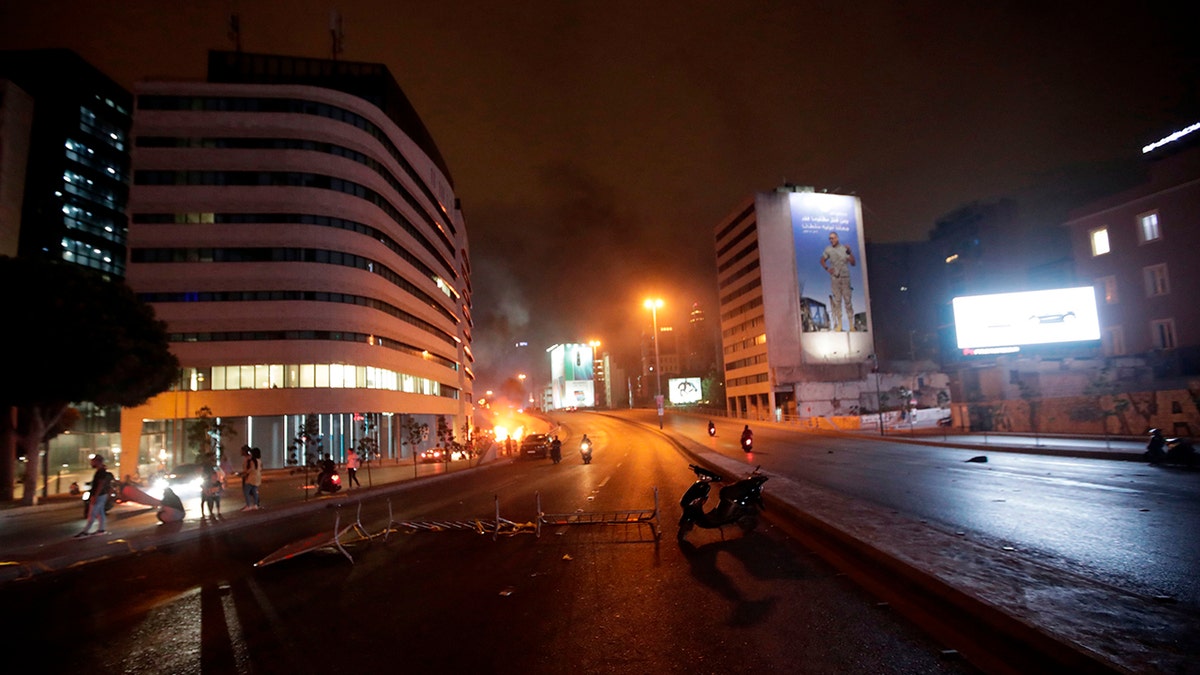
(519, 433, 551, 460)
(418, 448, 445, 463)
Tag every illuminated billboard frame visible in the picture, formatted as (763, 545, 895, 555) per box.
(668, 377, 703, 405)
(548, 343, 595, 409)
(952, 287, 1101, 352)
(756, 190, 874, 368)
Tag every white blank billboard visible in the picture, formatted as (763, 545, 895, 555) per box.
(952, 287, 1101, 350)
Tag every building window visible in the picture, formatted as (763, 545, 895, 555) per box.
(1144, 264, 1169, 297)
(1151, 319, 1176, 350)
(1089, 227, 1110, 256)
(1103, 326, 1125, 356)
(1098, 276, 1118, 304)
(1137, 210, 1161, 244)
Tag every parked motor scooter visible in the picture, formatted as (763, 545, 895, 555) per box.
(677, 464, 768, 542)
(81, 478, 120, 518)
(580, 436, 593, 464)
(1146, 429, 1198, 468)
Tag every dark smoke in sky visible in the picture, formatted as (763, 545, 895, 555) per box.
(3, 1, 1197, 389)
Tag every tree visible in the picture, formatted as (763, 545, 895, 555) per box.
(356, 414, 379, 464)
(290, 413, 322, 467)
(0, 257, 178, 504)
(402, 417, 428, 458)
(185, 406, 236, 466)
(436, 414, 453, 462)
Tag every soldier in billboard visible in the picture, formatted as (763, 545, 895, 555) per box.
(820, 231, 857, 331)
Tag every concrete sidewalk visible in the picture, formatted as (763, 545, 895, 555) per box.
(0, 453, 508, 584)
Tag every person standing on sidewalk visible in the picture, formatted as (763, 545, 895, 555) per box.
(240, 445, 262, 511)
(247, 447, 263, 509)
(76, 455, 114, 537)
(200, 463, 224, 519)
(346, 448, 362, 488)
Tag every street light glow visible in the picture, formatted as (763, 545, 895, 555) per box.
(643, 298, 664, 427)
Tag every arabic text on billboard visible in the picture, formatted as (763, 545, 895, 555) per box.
(791, 193, 868, 334)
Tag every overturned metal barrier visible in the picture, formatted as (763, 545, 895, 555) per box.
(254, 503, 374, 568)
(536, 488, 660, 540)
(256, 490, 661, 567)
(385, 495, 537, 540)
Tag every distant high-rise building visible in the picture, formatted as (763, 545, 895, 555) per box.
(0, 49, 132, 278)
(119, 51, 473, 471)
(685, 301, 719, 374)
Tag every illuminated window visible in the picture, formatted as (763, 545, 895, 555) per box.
(1098, 276, 1118, 304)
(1144, 264, 1169, 297)
(1137, 211, 1161, 243)
(1151, 319, 1176, 349)
(1089, 227, 1110, 256)
(211, 366, 227, 390)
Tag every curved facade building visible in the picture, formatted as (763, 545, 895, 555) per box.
(120, 52, 473, 473)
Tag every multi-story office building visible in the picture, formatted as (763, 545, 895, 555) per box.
(0, 49, 133, 278)
(715, 187, 881, 421)
(715, 197, 772, 418)
(119, 51, 473, 473)
(1, 49, 134, 470)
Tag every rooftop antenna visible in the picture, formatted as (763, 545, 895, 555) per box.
(330, 9, 345, 60)
(228, 13, 242, 52)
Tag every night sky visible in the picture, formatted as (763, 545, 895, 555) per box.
(3, 1, 1197, 390)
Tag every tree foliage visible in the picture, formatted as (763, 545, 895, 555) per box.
(0, 257, 178, 503)
(185, 405, 237, 465)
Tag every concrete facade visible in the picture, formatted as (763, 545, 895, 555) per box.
(119, 53, 473, 475)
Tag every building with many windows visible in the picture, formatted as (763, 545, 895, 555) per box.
(715, 187, 879, 421)
(119, 51, 473, 473)
(1, 49, 135, 472)
(1065, 130, 1200, 373)
(0, 49, 132, 277)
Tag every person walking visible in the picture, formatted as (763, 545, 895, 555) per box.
(240, 445, 263, 511)
(346, 448, 362, 488)
(76, 454, 114, 537)
(200, 463, 224, 519)
(248, 447, 263, 509)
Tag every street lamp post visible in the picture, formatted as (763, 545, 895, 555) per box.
(644, 298, 664, 428)
(870, 354, 884, 436)
(588, 340, 602, 408)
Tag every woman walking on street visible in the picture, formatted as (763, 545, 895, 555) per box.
(240, 446, 262, 511)
(346, 447, 362, 488)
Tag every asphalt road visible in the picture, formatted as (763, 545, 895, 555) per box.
(3, 414, 976, 675)
(655, 412, 1200, 612)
